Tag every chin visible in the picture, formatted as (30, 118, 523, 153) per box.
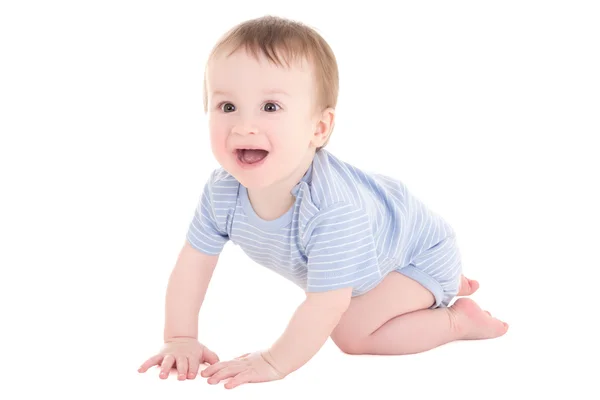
(238, 175, 274, 190)
(223, 159, 267, 185)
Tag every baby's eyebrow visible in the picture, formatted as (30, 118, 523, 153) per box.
(211, 90, 230, 97)
(210, 89, 290, 98)
(262, 89, 291, 97)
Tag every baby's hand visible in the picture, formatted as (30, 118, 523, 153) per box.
(138, 337, 220, 380)
(201, 351, 285, 389)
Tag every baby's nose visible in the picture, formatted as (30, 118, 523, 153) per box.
(232, 123, 258, 136)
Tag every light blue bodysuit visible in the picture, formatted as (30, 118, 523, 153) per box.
(187, 148, 462, 307)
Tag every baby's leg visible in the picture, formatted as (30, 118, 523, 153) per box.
(330, 273, 507, 355)
(360, 297, 508, 355)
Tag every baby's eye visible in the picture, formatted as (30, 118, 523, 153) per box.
(221, 103, 236, 113)
(262, 102, 281, 112)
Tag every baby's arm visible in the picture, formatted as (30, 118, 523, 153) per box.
(164, 241, 219, 341)
(139, 241, 222, 379)
(263, 203, 376, 375)
(263, 287, 352, 376)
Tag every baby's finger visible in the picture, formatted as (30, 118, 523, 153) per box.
(187, 357, 200, 380)
(201, 361, 227, 378)
(138, 354, 163, 373)
(176, 356, 188, 380)
(208, 364, 245, 385)
(203, 348, 220, 365)
(225, 371, 253, 390)
(159, 355, 175, 379)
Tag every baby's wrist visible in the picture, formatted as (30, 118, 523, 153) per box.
(164, 335, 197, 343)
(260, 349, 287, 378)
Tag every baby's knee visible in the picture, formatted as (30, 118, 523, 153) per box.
(330, 329, 367, 355)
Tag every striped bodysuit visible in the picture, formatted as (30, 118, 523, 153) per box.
(186, 148, 463, 308)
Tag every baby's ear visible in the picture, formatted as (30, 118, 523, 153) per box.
(312, 107, 335, 147)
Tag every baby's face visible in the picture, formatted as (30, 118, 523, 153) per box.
(205, 48, 323, 190)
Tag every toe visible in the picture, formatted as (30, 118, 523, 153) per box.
(458, 276, 480, 296)
(494, 319, 509, 335)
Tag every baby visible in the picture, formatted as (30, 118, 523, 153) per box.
(138, 15, 508, 389)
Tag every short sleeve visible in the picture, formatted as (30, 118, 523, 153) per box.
(304, 203, 381, 293)
(185, 173, 230, 255)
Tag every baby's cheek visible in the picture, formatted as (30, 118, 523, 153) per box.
(209, 136, 230, 163)
(274, 147, 304, 174)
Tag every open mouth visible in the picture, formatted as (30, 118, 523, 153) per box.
(235, 148, 270, 165)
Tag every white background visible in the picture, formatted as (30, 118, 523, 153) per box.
(1, 0, 598, 398)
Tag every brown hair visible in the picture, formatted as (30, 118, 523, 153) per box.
(202, 15, 339, 149)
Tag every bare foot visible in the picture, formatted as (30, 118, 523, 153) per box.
(457, 275, 479, 296)
(450, 298, 509, 340)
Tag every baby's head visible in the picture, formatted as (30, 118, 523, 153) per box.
(203, 15, 339, 189)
